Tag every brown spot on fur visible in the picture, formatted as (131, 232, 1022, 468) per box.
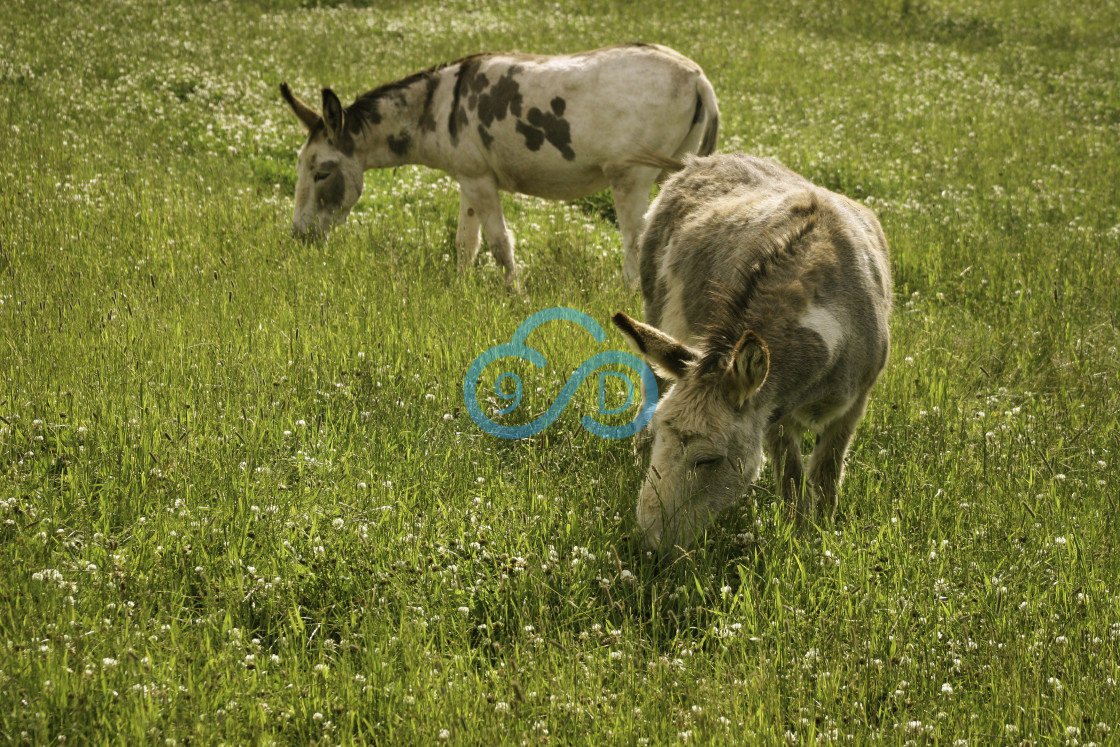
(317, 170, 345, 211)
(476, 69, 523, 126)
(346, 66, 442, 133)
(521, 104, 575, 160)
(515, 119, 544, 151)
(450, 56, 485, 143)
(477, 124, 494, 149)
(387, 131, 412, 155)
(418, 75, 440, 133)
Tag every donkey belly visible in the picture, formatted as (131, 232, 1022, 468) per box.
(493, 161, 610, 200)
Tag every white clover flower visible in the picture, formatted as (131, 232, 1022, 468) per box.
(941, 683, 953, 695)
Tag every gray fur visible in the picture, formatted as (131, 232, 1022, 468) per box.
(615, 153, 892, 550)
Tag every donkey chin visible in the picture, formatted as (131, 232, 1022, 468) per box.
(637, 485, 735, 554)
(291, 211, 350, 243)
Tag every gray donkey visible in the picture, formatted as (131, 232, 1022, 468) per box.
(613, 154, 892, 550)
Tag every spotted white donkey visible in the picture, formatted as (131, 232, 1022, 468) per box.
(281, 43, 719, 289)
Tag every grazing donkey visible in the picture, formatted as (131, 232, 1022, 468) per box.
(280, 43, 719, 289)
(612, 153, 892, 551)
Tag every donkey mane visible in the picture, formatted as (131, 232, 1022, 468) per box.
(343, 62, 449, 135)
(694, 191, 821, 378)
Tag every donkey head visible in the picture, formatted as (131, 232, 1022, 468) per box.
(613, 312, 771, 551)
(280, 84, 364, 239)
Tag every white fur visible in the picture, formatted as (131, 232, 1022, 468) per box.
(284, 44, 719, 290)
(655, 240, 693, 344)
(799, 305, 844, 359)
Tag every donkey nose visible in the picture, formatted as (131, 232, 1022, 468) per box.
(291, 223, 325, 244)
(637, 514, 664, 551)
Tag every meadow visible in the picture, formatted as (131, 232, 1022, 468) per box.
(2, 0, 1119, 743)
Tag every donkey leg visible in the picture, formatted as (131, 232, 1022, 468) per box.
(459, 177, 519, 289)
(606, 166, 658, 289)
(455, 191, 483, 273)
(765, 422, 810, 524)
(807, 395, 870, 523)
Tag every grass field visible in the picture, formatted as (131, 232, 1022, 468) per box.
(2, 0, 1119, 743)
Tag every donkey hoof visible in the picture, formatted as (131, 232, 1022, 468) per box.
(504, 265, 527, 295)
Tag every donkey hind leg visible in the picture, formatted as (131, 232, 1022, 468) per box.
(807, 394, 870, 523)
(606, 165, 658, 289)
(458, 177, 519, 289)
(455, 192, 483, 273)
(765, 422, 811, 525)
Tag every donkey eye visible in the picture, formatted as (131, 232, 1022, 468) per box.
(693, 456, 722, 469)
(313, 172, 330, 183)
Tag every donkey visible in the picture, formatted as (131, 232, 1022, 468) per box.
(280, 43, 719, 289)
(612, 153, 892, 551)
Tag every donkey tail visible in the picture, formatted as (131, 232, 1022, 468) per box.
(625, 148, 686, 173)
(695, 74, 720, 157)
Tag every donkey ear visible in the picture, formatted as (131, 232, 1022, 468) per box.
(724, 331, 769, 409)
(280, 83, 321, 132)
(322, 88, 345, 138)
(611, 311, 696, 380)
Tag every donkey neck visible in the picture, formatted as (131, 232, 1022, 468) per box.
(346, 67, 449, 172)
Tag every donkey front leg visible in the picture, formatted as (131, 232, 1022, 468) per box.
(807, 395, 869, 522)
(606, 166, 658, 289)
(458, 177, 519, 289)
(455, 192, 483, 273)
(765, 422, 811, 525)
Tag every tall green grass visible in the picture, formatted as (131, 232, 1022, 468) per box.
(2, 0, 1118, 743)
